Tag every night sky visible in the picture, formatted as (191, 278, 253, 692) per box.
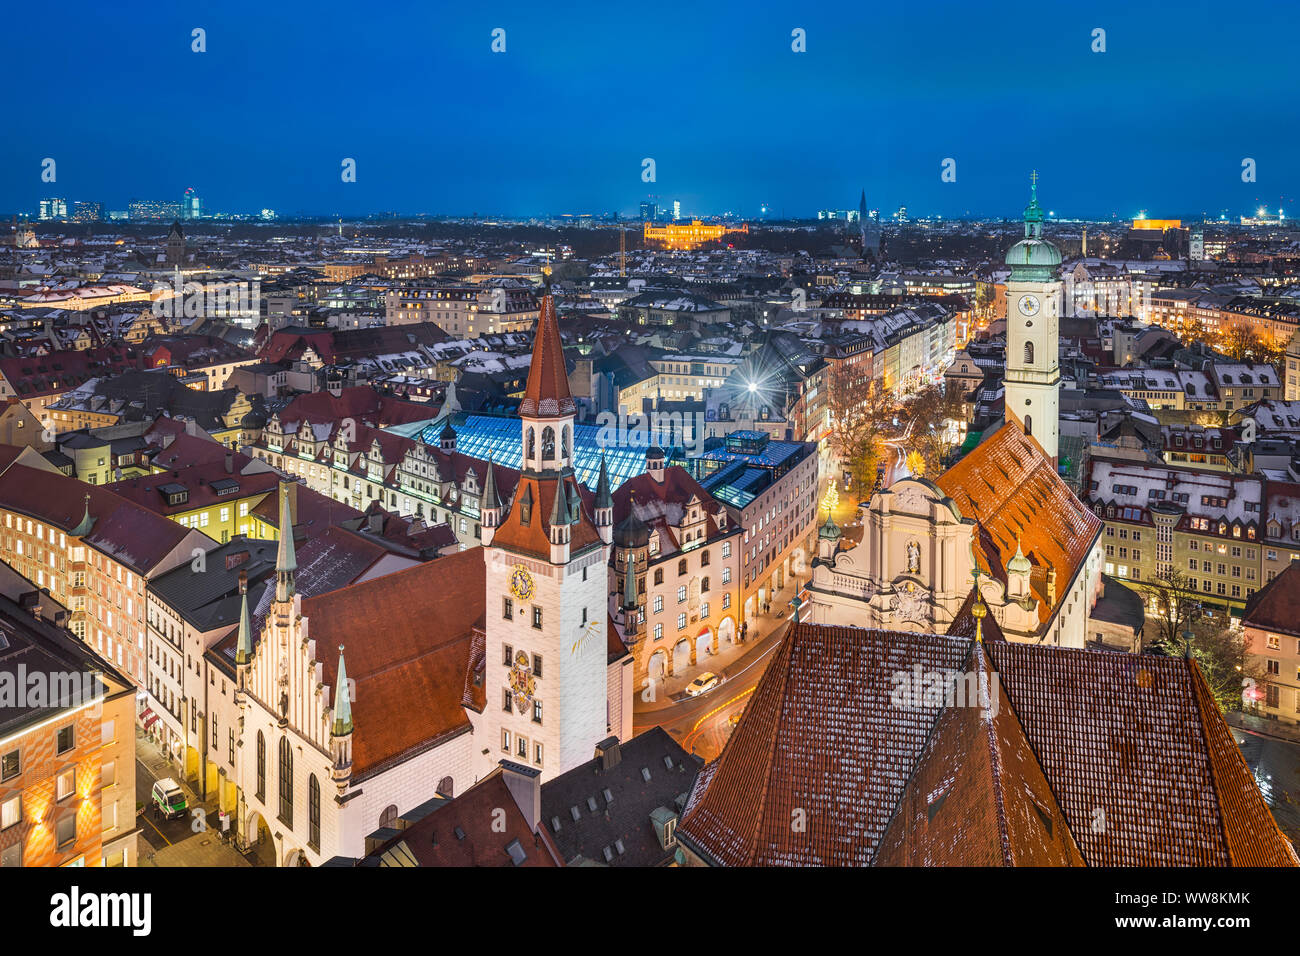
(4, 0, 1297, 220)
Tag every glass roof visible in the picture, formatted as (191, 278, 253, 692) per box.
(403, 413, 682, 492)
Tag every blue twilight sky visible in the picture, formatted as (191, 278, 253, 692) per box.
(3, 0, 1298, 220)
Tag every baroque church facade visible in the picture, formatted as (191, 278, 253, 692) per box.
(230, 290, 632, 866)
(808, 179, 1105, 646)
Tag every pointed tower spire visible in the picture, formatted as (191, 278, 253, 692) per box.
(331, 645, 353, 737)
(235, 570, 253, 666)
(520, 293, 575, 419)
(275, 482, 297, 603)
(482, 454, 500, 511)
(595, 454, 612, 510)
(594, 454, 614, 543)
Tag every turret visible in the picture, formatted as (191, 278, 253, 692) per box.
(1006, 535, 1032, 602)
(274, 481, 297, 605)
(439, 420, 456, 454)
(621, 551, 639, 637)
(330, 645, 353, 794)
(594, 455, 613, 544)
(646, 445, 665, 483)
(480, 455, 501, 546)
(235, 570, 253, 670)
(548, 478, 571, 563)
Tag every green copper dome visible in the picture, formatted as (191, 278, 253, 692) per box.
(1006, 172, 1061, 279)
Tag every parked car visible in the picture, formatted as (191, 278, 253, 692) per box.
(151, 778, 187, 820)
(686, 672, 720, 696)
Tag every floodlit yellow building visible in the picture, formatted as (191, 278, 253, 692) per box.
(643, 220, 748, 250)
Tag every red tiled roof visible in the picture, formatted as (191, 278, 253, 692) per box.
(492, 474, 602, 561)
(1243, 561, 1300, 638)
(935, 421, 1101, 629)
(0, 462, 201, 575)
(519, 295, 574, 418)
(876, 640, 1084, 866)
(308, 549, 487, 779)
(679, 625, 970, 866)
(988, 640, 1298, 866)
(367, 770, 561, 867)
(108, 441, 279, 515)
(679, 622, 1299, 867)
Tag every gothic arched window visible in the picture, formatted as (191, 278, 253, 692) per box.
(542, 426, 556, 461)
(278, 736, 293, 827)
(379, 805, 399, 829)
(526, 428, 536, 461)
(1024, 414, 1033, 437)
(1024, 341, 1035, 364)
(308, 775, 320, 851)
(256, 732, 266, 801)
(562, 425, 570, 459)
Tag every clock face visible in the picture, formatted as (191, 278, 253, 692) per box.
(1019, 295, 1041, 317)
(509, 565, 534, 601)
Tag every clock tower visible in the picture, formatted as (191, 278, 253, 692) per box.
(482, 282, 612, 782)
(1003, 171, 1062, 464)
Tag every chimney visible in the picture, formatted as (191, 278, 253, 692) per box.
(499, 760, 541, 832)
(287, 481, 299, 532)
(594, 736, 621, 772)
(225, 448, 233, 474)
(367, 510, 383, 534)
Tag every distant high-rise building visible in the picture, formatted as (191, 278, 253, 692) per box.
(639, 201, 657, 222)
(129, 199, 184, 220)
(672, 200, 681, 221)
(71, 201, 103, 223)
(37, 198, 67, 221)
(182, 188, 202, 220)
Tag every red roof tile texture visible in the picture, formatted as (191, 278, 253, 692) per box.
(306, 548, 487, 778)
(1243, 561, 1300, 638)
(935, 421, 1101, 628)
(0, 461, 199, 575)
(679, 622, 1298, 867)
(876, 641, 1084, 866)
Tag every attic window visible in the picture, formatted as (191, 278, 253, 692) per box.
(454, 826, 466, 841)
(504, 839, 527, 866)
(641, 767, 652, 782)
(551, 816, 562, 832)
(569, 805, 581, 821)
(602, 845, 615, 863)
(586, 796, 599, 813)
(1028, 793, 1054, 838)
(663, 755, 674, 770)
(602, 788, 614, 804)
(927, 783, 952, 824)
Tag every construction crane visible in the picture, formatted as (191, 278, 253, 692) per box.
(619, 226, 626, 277)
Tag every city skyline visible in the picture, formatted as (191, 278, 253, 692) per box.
(3, 0, 1297, 219)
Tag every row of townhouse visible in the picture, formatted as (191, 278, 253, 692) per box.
(1084, 455, 1300, 621)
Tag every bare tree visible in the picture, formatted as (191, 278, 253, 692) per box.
(1136, 567, 1203, 652)
(826, 361, 895, 496)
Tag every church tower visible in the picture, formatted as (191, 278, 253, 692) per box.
(1003, 171, 1062, 464)
(482, 283, 611, 781)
